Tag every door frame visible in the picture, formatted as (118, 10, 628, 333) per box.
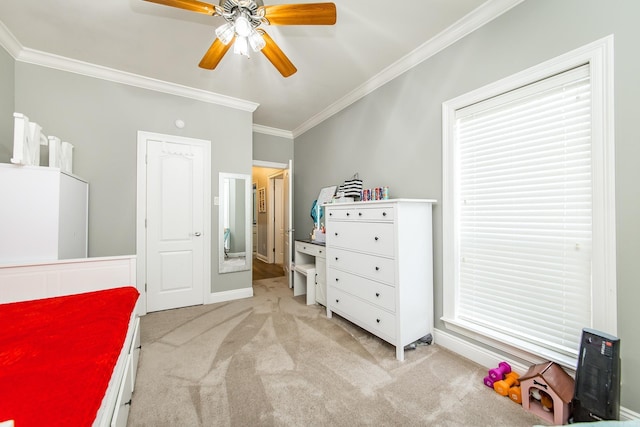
(136, 131, 212, 315)
(268, 171, 285, 264)
(252, 160, 292, 272)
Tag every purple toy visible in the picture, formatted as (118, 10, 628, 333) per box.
(483, 375, 496, 388)
(489, 362, 511, 381)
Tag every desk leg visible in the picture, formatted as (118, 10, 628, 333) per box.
(305, 268, 316, 305)
(293, 270, 305, 297)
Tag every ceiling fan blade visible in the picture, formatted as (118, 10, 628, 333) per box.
(143, 0, 217, 15)
(259, 31, 297, 77)
(262, 3, 336, 25)
(199, 37, 233, 69)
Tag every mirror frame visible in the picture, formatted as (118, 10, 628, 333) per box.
(219, 172, 252, 274)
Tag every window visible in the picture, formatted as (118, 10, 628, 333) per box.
(442, 36, 616, 367)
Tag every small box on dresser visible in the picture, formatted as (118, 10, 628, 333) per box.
(325, 199, 435, 361)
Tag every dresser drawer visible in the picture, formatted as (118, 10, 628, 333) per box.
(327, 206, 394, 222)
(328, 268, 395, 312)
(326, 208, 357, 220)
(330, 287, 396, 340)
(327, 222, 394, 257)
(295, 241, 326, 258)
(328, 248, 395, 285)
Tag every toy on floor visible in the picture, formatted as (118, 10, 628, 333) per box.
(520, 361, 574, 425)
(489, 361, 511, 381)
(483, 361, 511, 388)
(529, 388, 553, 411)
(483, 362, 522, 405)
(508, 385, 522, 404)
(540, 390, 554, 412)
(494, 371, 520, 396)
(484, 374, 497, 388)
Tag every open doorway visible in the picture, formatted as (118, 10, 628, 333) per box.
(252, 164, 286, 281)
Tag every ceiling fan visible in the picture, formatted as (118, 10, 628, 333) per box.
(144, 0, 337, 77)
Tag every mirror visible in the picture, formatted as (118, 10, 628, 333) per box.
(219, 173, 252, 273)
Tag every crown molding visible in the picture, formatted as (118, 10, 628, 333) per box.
(0, 22, 258, 113)
(252, 124, 293, 139)
(19, 48, 259, 112)
(0, 20, 22, 58)
(291, 0, 525, 138)
(2, 0, 523, 133)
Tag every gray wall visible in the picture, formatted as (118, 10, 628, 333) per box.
(253, 131, 293, 164)
(0, 46, 14, 160)
(2, 58, 254, 293)
(294, 0, 640, 412)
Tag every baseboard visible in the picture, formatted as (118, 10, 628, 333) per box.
(433, 328, 533, 375)
(620, 407, 640, 422)
(433, 328, 639, 421)
(256, 253, 268, 263)
(207, 287, 253, 304)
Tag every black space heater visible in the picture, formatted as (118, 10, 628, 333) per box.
(571, 328, 621, 422)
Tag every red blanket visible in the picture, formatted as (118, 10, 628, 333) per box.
(0, 286, 139, 427)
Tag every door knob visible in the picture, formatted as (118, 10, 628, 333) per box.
(194, 232, 202, 236)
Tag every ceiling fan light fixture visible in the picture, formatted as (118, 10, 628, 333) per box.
(233, 36, 250, 57)
(215, 22, 235, 45)
(248, 30, 266, 51)
(143, 0, 336, 77)
(234, 14, 253, 37)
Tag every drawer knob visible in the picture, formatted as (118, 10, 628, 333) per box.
(346, 212, 350, 216)
(335, 257, 339, 261)
(335, 278, 339, 282)
(374, 236, 379, 241)
(375, 292, 380, 297)
(375, 266, 380, 271)
(335, 232, 339, 236)
(376, 318, 381, 323)
(358, 212, 362, 216)
(319, 250, 322, 254)
(336, 299, 339, 303)
(329, 212, 333, 216)
(383, 212, 387, 217)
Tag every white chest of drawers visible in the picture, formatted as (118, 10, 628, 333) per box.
(325, 199, 435, 361)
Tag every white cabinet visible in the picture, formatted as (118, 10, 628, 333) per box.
(325, 199, 435, 361)
(0, 164, 88, 265)
(294, 240, 326, 306)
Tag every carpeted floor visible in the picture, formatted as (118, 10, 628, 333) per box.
(127, 277, 546, 426)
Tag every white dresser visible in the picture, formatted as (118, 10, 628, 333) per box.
(0, 164, 88, 265)
(325, 199, 435, 361)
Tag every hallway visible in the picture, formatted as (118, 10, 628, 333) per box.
(252, 256, 284, 281)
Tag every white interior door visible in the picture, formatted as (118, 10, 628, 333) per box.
(274, 178, 284, 264)
(146, 138, 205, 312)
(284, 159, 293, 288)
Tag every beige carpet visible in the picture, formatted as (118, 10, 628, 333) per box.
(127, 277, 545, 426)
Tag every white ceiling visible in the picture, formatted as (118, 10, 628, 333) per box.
(0, 0, 521, 136)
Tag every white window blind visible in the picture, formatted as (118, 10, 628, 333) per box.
(454, 64, 592, 357)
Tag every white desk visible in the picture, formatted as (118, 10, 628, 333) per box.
(293, 240, 326, 306)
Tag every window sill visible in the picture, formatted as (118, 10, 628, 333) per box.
(441, 316, 578, 373)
